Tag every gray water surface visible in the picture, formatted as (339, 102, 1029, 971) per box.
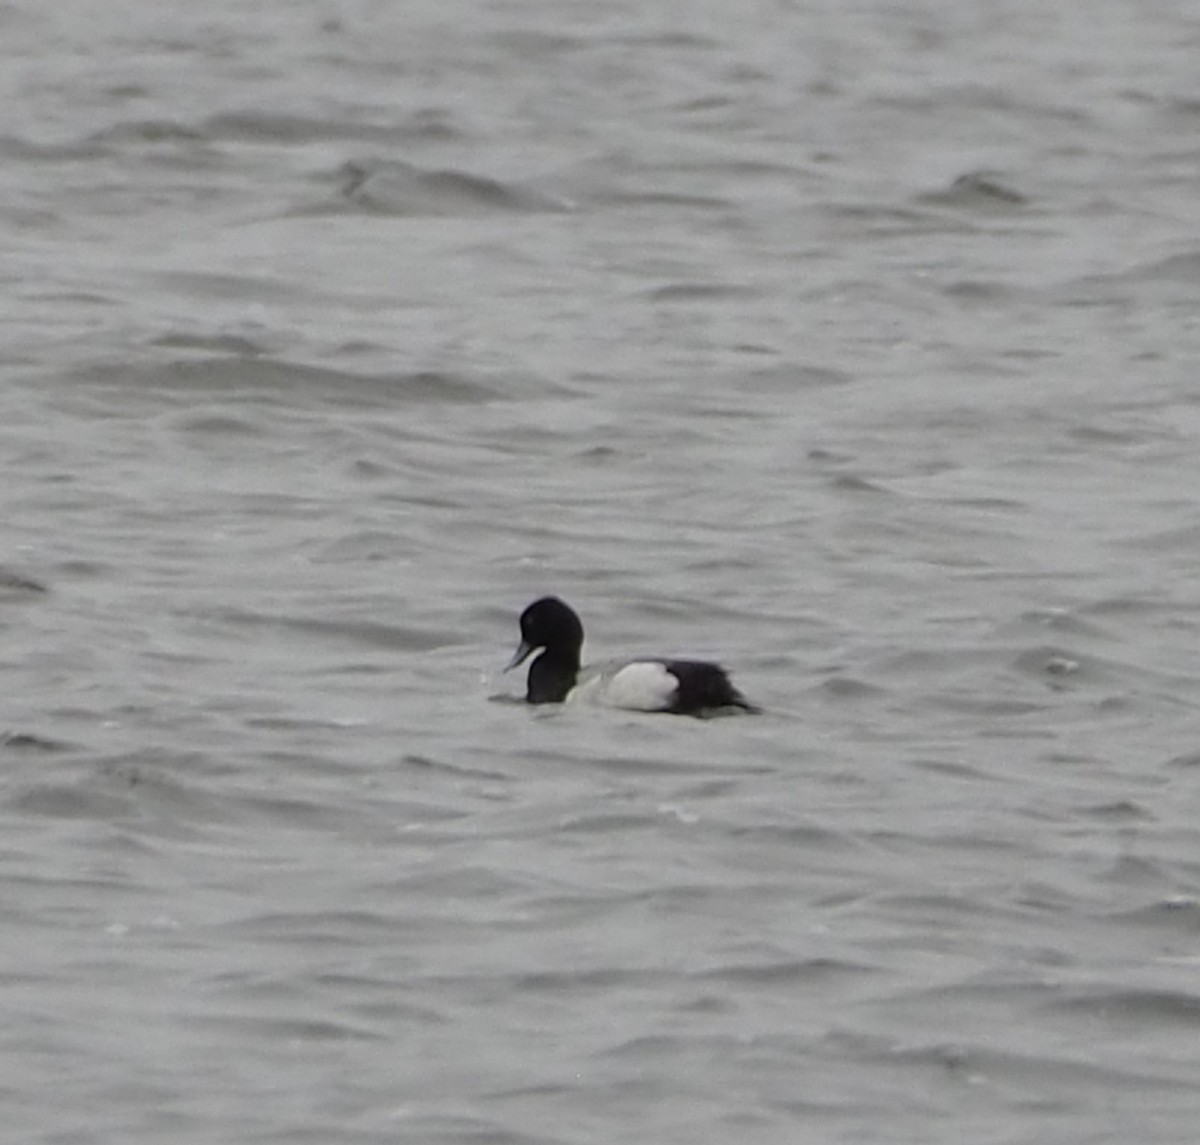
(4, 2, 1200, 1142)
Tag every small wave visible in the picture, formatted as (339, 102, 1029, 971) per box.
(204, 110, 409, 146)
(192, 1013, 387, 1043)
(1127, 251, 1200, 285)
(1010, 645, 1091, 682)
(596, 187, 734, 211)
(917, 170, 1029, 209)
(73, 358, 499, 408)
(219, 908, 403, 943)
(331, 159, 574, 216)
(1051, 987, 1200, 1027)
(694, 957, 875, 986)
(646, 282, 759, 302)
(0, 568, 47, 594)
(151, 331, 269, 357)
(196, 606, 456, 652)
(1, 731, 67, 752)
(1106, 898, 1200, 931)
(79, 109, 464, 154)
(87, 119, 207, 146)
(878, 1036, 1198, 1093)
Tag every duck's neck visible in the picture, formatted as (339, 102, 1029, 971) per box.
(526, 649, 579, 703)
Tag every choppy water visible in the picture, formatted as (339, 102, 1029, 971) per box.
(5, 1, 1200, 1141)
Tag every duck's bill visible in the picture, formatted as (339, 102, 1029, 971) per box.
(504, 639, 536, 672)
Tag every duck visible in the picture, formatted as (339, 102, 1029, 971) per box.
(505, 596, 758, 715)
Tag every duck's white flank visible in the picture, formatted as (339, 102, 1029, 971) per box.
(566, 661, 680, 711)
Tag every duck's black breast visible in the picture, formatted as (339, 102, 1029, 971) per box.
(526, 651, 578, 704)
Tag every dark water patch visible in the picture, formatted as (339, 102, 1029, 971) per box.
(1093, 854, 1176, 896)
(0, 568, 47, 594)
(727, 821, 862, 852)
(731, 340, 779, 357)
(389, 864, 538, 902)
(1129, 251, 1200, 285)
(694, 957, 875, 987)
(74, 359, 498, 409)
(397, 106, 471, 142)
(330, 159, 573, 216)
(819, 201, 980, 237)
(168, 408, 266, 436)
(349, 457, 396, 480)
(867, 887, 1025, 930)
(1110, 520, 1200, 554)
(1083, 593, 1191, 620)
(942, 279, 1016, 303)
(874, 1037, 1198, 1094)
(151, 331, 269, 356)
(0, 133, 108, 162)
(203, 110, 415, 146)
(556, 810, 666, 835)
(486, 692, 529, 708)
(87, 119, 208, 146)
(916, 170, 1029, 209)
(827, 473, 894, 495)
(520, 748, 748, 778)
(1080, 800, 1153, 823)
(357, 1113, 557, 1145)
(1050, 987, 1200, 1026)
(596, 1030, 811, 1073)
(240, 715, 373, 739)
(331, 338, 395, 360)
(1157, 96, 1200, 119)
(9, 780, 132, 821)
(1009, 646, 1099, 684)
(673, 93, 740, 114)
(907, 757, 1002, 783)
(7, 752, 248, 835)
(1010, 607, 1111, 640)
(233, 788, 386, 833)
(872, 645, 991, 680)
(574, 444, 623, 463)
(739, 363, 853, 391)
(1, 731, 70, 752)
(594, 187, 734, 212)
(308, 530, 436, 565)
(1060, 251, 1200, 308)
(1106, 898, 1200, 932)
(1065, 420, 1147, 446)
(674, 777, 740, 799)
(617, 28, 722, 50)
(679, 553, 768, 576)
(1, 867, 150, 910)
(937, 493, 1025, 513)
(153, 270, 314, 304)
(219, 908, 403, 945)
(310, 973, 447, 1024)
(199, 607, 455, 652)
(402, 753, 513, 783)
(807, 446, 855, 464)
(594, 1031, 718, 1062)
(816, 674, 886, 701)
(514, 966, 662, 994)
(490, 29, 586, 57)
(1010, 643, 1200, 707)
(646, 282, 758, 302)
(190, 1012, 387, 1043)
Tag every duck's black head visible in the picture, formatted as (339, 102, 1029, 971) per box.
(505, 596, 584, 703)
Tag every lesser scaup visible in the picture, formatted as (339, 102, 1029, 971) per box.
(505, 596, 758, 715)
